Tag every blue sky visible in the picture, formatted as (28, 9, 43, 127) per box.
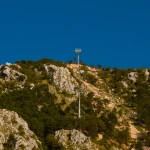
(0, 0, 150, 68)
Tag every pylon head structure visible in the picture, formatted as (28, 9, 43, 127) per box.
(75, 48, 82, 53)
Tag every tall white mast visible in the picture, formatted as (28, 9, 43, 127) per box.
(75, 48, 82, 118)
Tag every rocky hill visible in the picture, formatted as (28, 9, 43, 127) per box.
(0, 59, 150, 150)
(0, 109, 41, 149)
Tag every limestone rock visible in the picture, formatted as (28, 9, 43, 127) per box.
(54, 129, 99, 150)
(30, 83, 35, 90)
(0, 109, 42, 150)
(128, 72, 138, 83)
(15, 84, 24, 90)
(5, 62, 12, 66)
(44, 64, 78, 94)
(145, 69, 149, 81)
(0, 64, 26, 81)
(121, 81, 128, 88)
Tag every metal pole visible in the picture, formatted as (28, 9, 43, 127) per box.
(79, 92, 81, 118)
(78, 53, 80, 75)
(75, 48, 82, 119)
(78, 53, 79, 67)
(78, 53, 80, 118)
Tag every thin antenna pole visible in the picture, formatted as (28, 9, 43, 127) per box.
(78, 53, 79, 70)
(78, 92, 81, 118)
(75, 48, 82, 118)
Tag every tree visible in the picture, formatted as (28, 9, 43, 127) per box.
(3, 134, 17, 150)
(97, 64, 102, 70)
(45, 134, 64, 150)
(135, 141, 143, 150)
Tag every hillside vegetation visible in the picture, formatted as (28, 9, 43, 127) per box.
(0, 59, 150, 150)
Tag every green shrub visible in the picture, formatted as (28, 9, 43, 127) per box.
(45, 134, 64, 149)
(86, 73, 98, 85)
(18, 75, 26, 81)
(3, 134, 16, 150)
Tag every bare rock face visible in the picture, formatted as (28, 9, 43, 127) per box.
(145, 69, 149, 81)
(0, 109, 42, 150)
(0, 63, 26, 81)
(44, 64, 78, 94)
(54, 129, 99, 150)
(128, 72, 138, 83)
(121, 81, 128, 88)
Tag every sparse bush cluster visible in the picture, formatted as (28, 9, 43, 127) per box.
(98, 67, 150, 148)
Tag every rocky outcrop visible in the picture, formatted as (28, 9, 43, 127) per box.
(0, 63, 26, 81)
(0, 109, 42, 150)
(128, 72, 138, 83)
(30, 83, 35, 90)
(54, 129, 100, 150)
(145, 69, 149, 81)
(121, 81, 128, 88)
(44, 64, 78, 94)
